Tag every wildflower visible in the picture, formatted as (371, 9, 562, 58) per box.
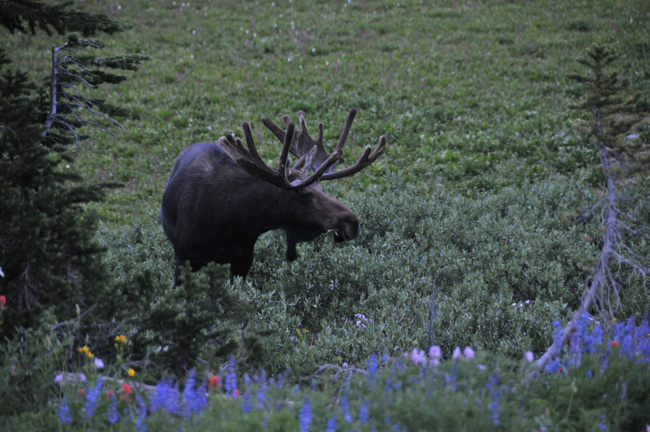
(410, 348, 426, 365)
(225, 356, 238, 397)
(94, 357, 104, 369)
(182, 370, 207, 418)
(84, 375, 103, 419)
(610, 340, 620, 349)
(152, 378, 179, 414)
(242, 390, 251, 414)
(326, 416, 337, 432)
(58, 396, 72, 425)
(463, 346, 475, 359)
(256, 382, 268, 410)
(525, 351, 534, 362)
(77, 345, 94, 359)
(299, 397, 311, 432)
(107, 393, 118, 424)
(54, 374, 64, 384)
(136, 395, 147, 432)
(78, 388, 86, 400)
(342, 362, 349, 368)
(114, 335, 127, 343)
(429, 345, 441, 358)
(121, 382, 133, 400)
(208, 375, 219, 388)
(452, 346, 461, 359)
(127, 368, 136, 377)
(341, 393, 353, 422)
(0, 295, 6, 309)
(359, 398, 369, 425)
(368, 353, 378, 388)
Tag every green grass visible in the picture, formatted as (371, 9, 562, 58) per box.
(2, 0, 650, 429)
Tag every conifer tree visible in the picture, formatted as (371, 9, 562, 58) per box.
(532, 44, 648, 375)
(0, 0, 147, 333)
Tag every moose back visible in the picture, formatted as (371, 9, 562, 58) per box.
(160, 109, 386, 282)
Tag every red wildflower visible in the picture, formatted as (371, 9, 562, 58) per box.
(208, 375, 219, 388)
(233, 389, 240, 398)
(610, 340, 621, 349)
(0, 295, 6, 309)
(106, 390, 113, 399)
(78, 388, 85, 400)
(121, 382, 133, 400)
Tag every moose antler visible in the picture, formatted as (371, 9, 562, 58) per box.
(262, 108, 387, 181)
(220, 121, 342, 190)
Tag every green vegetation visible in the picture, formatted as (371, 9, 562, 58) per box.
(1, 0, 649, 430)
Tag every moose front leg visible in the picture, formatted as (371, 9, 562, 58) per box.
(230, 247, 255, 281)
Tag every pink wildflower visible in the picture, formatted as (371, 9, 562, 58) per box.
(410, 348, 426, 365)
(525, 351, 534, 362)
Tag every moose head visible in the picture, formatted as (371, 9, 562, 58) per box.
(160, 108, 386, 282)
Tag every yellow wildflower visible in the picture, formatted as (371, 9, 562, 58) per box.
(114, 335, 127, 343)
(77, 345, 94, 358)
(127, 368, 135, 377)
(296, 329, 301, 335)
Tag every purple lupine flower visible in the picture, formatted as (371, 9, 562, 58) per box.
(490, 400, 501, 425)
(135, 394, 147, 432)
(152, 377, 179, 414)
(341, 394, 353, 423)
(360, 398, 369, 425)
(553, 320, 562, 344)
(84, 375, 103, 419)
(588, 324, 604, 354)
(545, 358, 561, 373)
(225, 356, 238, 398)
(293, 384, 300, 394)
(107, 393, 118, 424)
(326, 416, 337, 432)
(569, 331, 582, 366)
(368, 353, 378, 389)
(487, 368, 500, 425)
(194, 382, 208, 412)
(463, 346, 475, 359)
(58, 396, 72, 425)
(525, 351, 534, 362)
(620, 381, 627, 400)
(242, 390, 251, 414)
(384, 377, 392, 402)
(299, 397, 311, 432)
(182, 370, 206, 418)
(452, 346, 461, 359)
(256, 382, 268, 410)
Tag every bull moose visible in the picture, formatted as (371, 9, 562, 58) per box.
(160, 108, 386, 282)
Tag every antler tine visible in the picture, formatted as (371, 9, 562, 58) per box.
(262, 117, 287, 143)
(277, 121, 295, 181)
(221, 122, 296, 190)
(320, 135, 387, 181)
(288, 148, 343, 190)
(333, 108, 358, 152)
(242, 121, 264, 162)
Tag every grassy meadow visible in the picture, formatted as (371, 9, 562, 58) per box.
(3, 0, 650, 430)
